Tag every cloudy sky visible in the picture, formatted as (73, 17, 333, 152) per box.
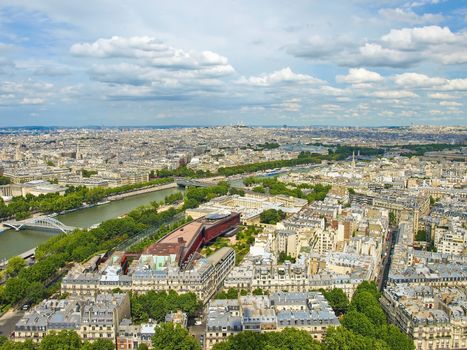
(0, 0, 466, 126)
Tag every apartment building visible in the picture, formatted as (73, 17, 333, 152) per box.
(381, 285, 467, 350)
(205, 292, 339, 350)
(62, 247, 236, 303)
(14, 293, 130, 343)
(224, 258, 367, 299)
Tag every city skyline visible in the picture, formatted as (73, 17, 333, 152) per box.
(0, 120, 465, 348)
(0, 0, 466, 127)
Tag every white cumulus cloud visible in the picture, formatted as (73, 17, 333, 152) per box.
(394, 72, 446, 87)
(337, 68, 384, 84)
(381, 26, 457, 49)
(428, 92, 458, 99)
(441, 79, 467, 91)
(439, 101, 462, 107)
(71, 36, 234, 72)
(379, 8, 444, 25)
(370, 90, 418, 98)
(237, 67, 323, 86)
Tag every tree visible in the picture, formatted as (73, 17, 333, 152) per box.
(81, 169, 98, 178)
(415, 230, 427, 241)
(229, 187, 245, 197)
(25, 281, 48, 303)
(278, 251, 295, 263)
(265, 328, 321, 350)
(213, 331, 266, 350)
(362, 303, 387, 326)
(342, 310, 376, 337)
(333, 281, 415, 350)
(252, 186, 265, 193)
(0, 176, 10, 185)
(131, 290, 200, 323)
(138, 345, 149, 350)
(252, 288, 264, 296)
(81, 339, 114, 350)
(350, 287, 386, 327)
(5, 256, 26, 278)
(260, 209, 285, 225)
(0, 340, 36, 350)
(381, 324, 415, 350)
(321, 288, 349, 315)
(2, 277, 29, 304)
(389, 212, 397, 226)
(152, 323, 201, 350)
(165, 192, 183, 204)
(38, 330, 82, 350)
(215, 288, 239, 300)
(323, 327, 390, 350)
(213, 328, 321, 350)
(353, 281, 380, 299)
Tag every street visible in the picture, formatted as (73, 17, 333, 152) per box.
(0, 308, 24, 338)
(378, 228, 397, 291)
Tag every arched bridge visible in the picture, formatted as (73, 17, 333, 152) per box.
(3, 216, 76, 234)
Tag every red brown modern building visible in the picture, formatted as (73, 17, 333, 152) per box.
(144, 212, 240, 267)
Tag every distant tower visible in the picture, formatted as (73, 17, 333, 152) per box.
(76, 144, 82, 160)
(15, 144, 22, 161)
(352, 151, 356, 168)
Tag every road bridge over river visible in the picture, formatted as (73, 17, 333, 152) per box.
(175, 177, 216, 188)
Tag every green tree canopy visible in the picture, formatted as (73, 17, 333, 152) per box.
(0, 176, 10, 185)
(332, 281, 415, 350)
(0, 340, 36, 350)
(2, 278, 29, 304)
(342, 310, 376, 338)
(265, 328, 321, 350)
(131, 290, 201, 324)
(320, 288, 349, 315)
(38, 330, 82, 350)
(152, 323, 201, 350)
(323, 326, 390, 350)
(213, 331, 266, 350)
(81, 339, 114, 350)
(215, 288, 240, 300)
(5, 256, 26, 278)
(213, 328, 321, 350)
(260, 209, 285, 224)
(277, 251, 296, 263)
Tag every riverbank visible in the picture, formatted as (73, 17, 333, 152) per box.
(107, 182, 177, 201)
(0, 185, 183, 259)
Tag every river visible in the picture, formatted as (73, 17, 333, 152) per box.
(0, 186, 183, 260)
(0, 171, 307, 260)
